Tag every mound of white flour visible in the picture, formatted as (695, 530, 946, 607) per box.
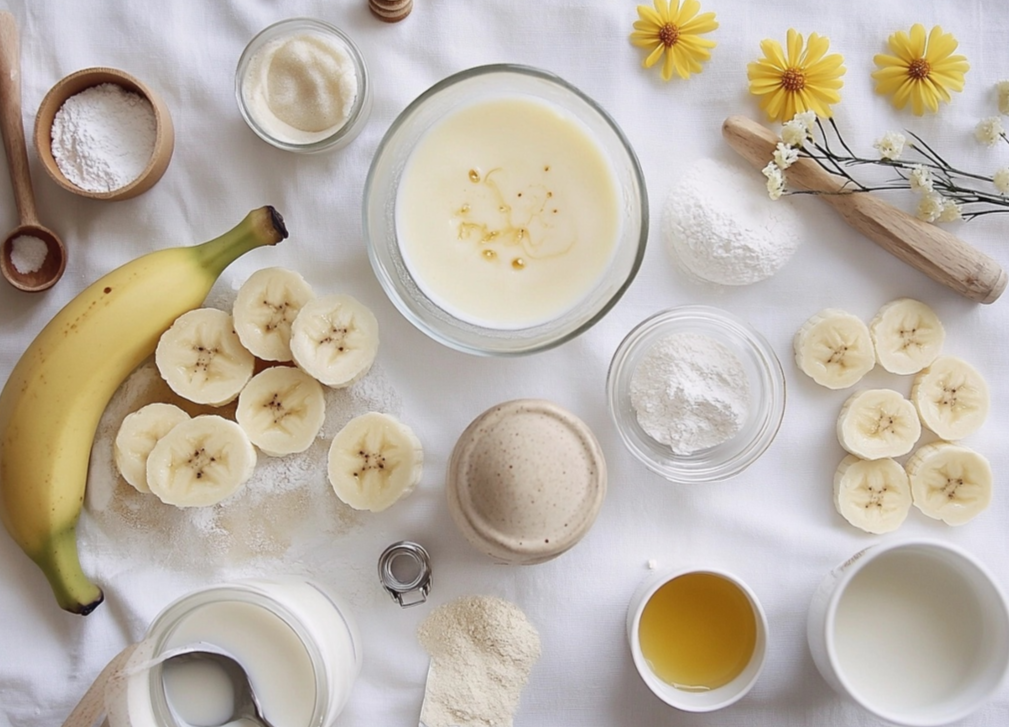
(663, 158, 804, 285)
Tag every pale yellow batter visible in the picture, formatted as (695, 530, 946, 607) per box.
(396, 96, 621, 329)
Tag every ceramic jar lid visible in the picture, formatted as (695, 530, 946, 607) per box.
(446, 399, 607, 564)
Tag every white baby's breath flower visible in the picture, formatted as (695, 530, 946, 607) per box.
(773, 142, 799, 169)
(781, 119, 808, 147)
(909, 164, 933, 193)
(975, 117, 1005, 146)
(762, 161, 784, 200)
(993, 167, 1009, 195)
(874, 131, 906, 160)
(795, 110, 817, 134)
(997, 81, 1009, 115)
(916, 193, 945, 223)
(938, 198, 963, 223)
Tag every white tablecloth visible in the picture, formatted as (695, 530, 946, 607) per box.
(2, 1, 1009, 725)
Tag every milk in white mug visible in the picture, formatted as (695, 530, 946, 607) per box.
(807, 539, 1009, 726)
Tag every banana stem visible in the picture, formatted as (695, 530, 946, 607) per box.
(33, 528, 104, 615)
(194, 206, 289, 278)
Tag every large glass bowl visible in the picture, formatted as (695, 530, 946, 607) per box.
(363, 64, 648, 356)
(607, 306, 786, 483)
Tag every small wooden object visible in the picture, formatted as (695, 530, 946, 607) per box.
(369, 0, 413, 23)
(722, 115, 1007, 304)
(0, 10, 66, 292)
(60, 642, 138, 727)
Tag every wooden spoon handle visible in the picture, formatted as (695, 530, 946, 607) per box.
(61, 643, 138, 727)
(0, 11, 39, 226)
(722, 115, 1007, 304)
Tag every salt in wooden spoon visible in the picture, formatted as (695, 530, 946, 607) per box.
(0, 10, 66, 292)
(722, 114, 1007, 304)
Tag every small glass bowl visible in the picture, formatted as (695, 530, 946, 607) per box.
(607, 306, 786, 483)
(235, 18, 371, 153)
(363, 64, 648, 356)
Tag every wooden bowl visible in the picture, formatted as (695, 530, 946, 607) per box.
(33, 67, 174, 201)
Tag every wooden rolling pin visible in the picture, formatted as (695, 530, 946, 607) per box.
(722, 115, 1007, 304)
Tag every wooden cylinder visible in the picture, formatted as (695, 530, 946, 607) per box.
(722, 115, 1007, 305)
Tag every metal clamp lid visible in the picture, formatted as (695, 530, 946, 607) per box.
(378, 541, 432, 607)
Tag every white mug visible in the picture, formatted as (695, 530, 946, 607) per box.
(626, 566, 768, 712)
(807, 539, 1009, 726)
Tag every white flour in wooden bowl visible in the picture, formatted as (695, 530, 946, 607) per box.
(663, 158, 804, 285)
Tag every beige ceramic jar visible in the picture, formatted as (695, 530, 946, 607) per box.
(446, 399, 606, 564)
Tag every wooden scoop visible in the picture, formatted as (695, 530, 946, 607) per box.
(722, 115, 1007, 304)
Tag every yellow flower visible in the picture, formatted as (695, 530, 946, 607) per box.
(630, 0, 718, 81)
(871, 24, 969, 115)
(747, 29, 846, 122)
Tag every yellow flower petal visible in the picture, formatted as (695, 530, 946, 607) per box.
(931, 56, 969, 75)
(679, 12, 718, 35)
(909, 23, 927, 53)
(763, 88, 787, 121)
(661, 47, 677, 81)
(786, 28, 804, 66)
(653, 0, 672, 20)
(678, 36, 716, 54)
(677, 0, 701, 24)
(890, 78, 914, 109)
(887, 30, 916, 64)
(643, 43, 665, 69)
(757, 39, 786, 70)
(871, 65, 912, 81)
(925, 27, 958, 63)
(802, 33, 831, 66)
(630, 32, 660, 47)
(637, 4, 664, 27)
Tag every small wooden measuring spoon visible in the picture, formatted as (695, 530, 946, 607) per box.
(0, 11, 66, 292)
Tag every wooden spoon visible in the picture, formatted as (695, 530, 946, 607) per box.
(0, 11, 66, 292)
(722, 115, 1007, 304)
(60, 642, 138, 727)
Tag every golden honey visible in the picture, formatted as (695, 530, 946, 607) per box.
(638, 572, 757, 691)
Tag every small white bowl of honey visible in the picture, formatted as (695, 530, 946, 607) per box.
(626, 566, 768, 712)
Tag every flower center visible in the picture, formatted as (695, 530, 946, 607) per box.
(781, 67, 806, 92)
(658, 23, 679, 48)
(908, 58, 931, 80)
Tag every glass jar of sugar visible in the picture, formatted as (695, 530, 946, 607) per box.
(115, 578, 361, 727)
(236, 18, 371, 153)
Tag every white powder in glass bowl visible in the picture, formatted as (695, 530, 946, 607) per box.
(662, 158, 803, 285)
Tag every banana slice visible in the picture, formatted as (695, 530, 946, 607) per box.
(290, 294, 379, 388)
(794, 309, 875, 389)
(833, 455, 912, 534)
(233, 267, 315, 362)
(113, 403, 191, 493)
(836, 389, 921, 460)
(146, 414, 257, 507)
(905, 441, 992, 525)
(869, 298, 945, 375)
(327, 412, 422, 512)
(911, 356, 990, 440)
(236, 366, 326, 456)
(156, 308, 255, 406)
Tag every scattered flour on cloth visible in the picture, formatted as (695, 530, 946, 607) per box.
(630, 332, 751, 455)
(663, 157, 804, 285)
(418, 595, 541, 727)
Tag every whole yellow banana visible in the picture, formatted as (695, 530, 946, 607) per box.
(0, 207, 287, 614)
